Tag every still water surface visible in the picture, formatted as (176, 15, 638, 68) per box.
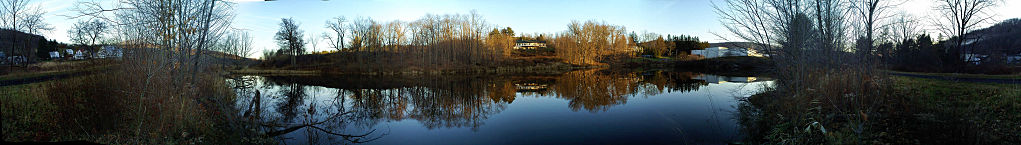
(229, 70, 771, 144)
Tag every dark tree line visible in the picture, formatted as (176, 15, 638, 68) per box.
(667, 35, 710, 56)
(888, 18, 1021, 74)
(265, 12, 720, 68)
(264, 11, 513, 69)
(890, 34, 942, 72)
(633, 33, 709, 58)
(274, 18, 305, 66)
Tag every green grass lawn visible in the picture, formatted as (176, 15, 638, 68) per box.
(1, 82, 58, 141)
(892, 76, 1021, 143)
(886, 70, 1021, 79)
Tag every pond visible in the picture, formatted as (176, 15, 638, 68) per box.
(228, 69, 772, 144)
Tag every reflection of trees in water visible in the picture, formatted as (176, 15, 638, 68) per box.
(232, 70, 717, 143)
(550, 69, 642, 111)
(229, 76, 384, 144)
(342, 77, 514, 130)
(549, 70, 709, 111)
(277, 83, 305, 122)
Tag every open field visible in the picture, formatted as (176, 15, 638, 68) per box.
(0, 61, 115, 87)
(0, 61, 111, 80)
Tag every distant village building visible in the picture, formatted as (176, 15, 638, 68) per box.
(96, 46, 124, 59)
(694, 74, 759, 84)
(955, 19, 1021, 65)
(73, 50, 86, 60)
(1009, 54, 1021, 64)
(514, 40, 547, 50)
(964, 53, 987, 65)
(691, 47, 763, 58)
(49, 51, 61, 59)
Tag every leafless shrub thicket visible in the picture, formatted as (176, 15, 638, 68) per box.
(715, 0, 904, 143)
(67, 0, 254, 143)
(550, 20, 635, 65)
(720, 0, 1010, 143)
(266, 11, 512, 70)
(266, 12, 645, 70)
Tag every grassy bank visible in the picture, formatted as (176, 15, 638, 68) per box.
(247, 56, 589, 76)
(611, 56, 771, 76)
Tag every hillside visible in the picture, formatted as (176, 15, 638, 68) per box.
(0, 29, 45, 64)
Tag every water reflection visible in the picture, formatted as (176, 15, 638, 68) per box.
(228, 69, 768, 144)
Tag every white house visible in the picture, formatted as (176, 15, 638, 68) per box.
(73, 50, 86, 60)
(513, 40, 547, 50)
(692, 47, 763, 58)
(964, 53, 988, 65)
(96, 46, 123, 59)
(49, 51, 60, 59)
(692, 47, 723, 58)
(1008, 54, 1021, 64)
(694, 74, 758, 84)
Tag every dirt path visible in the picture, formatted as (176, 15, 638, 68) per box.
(889, 72, 1021, 84)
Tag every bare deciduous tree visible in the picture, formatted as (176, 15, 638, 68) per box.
(715, 1, 890, 140)
(712, 0, 778, 55)
(275, 18, 305, 66)
(72, 0, 237, 139)
(218, 29, 253, 68)
(886, 12, 921, 44)
(307, 34, 319, 53)
(1, 0, 50, 66)
(932, 0, 1000, 62)
(68, 19, 108, 46)
(0, 0, 28, 30)
(551, 20, 632, 65)
(812, 0, 849, 54)
(323, 16, 347, 51)
(15, 5, 50, 34)
(850, 0, 899, 54)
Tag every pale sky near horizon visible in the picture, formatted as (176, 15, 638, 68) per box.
(28, 0, 1021, 58)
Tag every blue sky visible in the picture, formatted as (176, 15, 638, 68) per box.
(31, 0, 1021, 58)
(229, 0, 724, 54)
